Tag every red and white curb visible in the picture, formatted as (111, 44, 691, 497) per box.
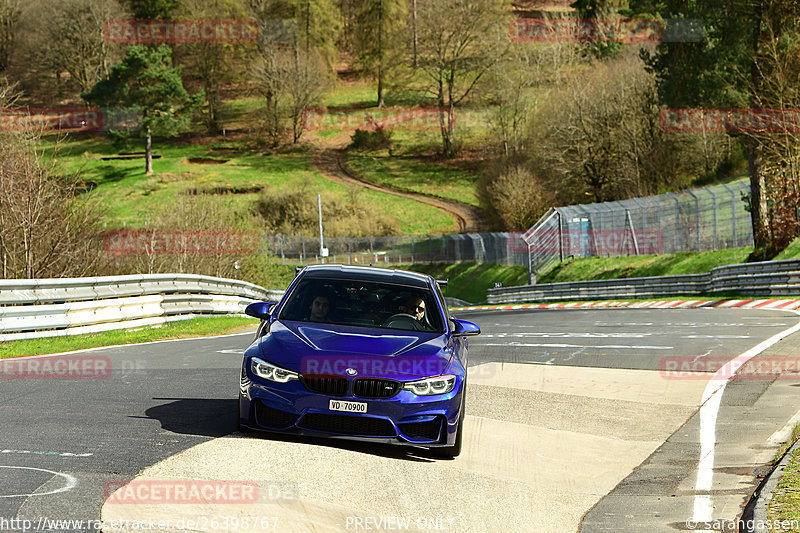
(450, 299, 800, 312)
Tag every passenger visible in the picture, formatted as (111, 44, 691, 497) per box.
(307, 294, 331, 322)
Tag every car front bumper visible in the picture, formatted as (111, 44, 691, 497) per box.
(239, 375, 464, 447)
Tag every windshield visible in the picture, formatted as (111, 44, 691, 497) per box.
(277, 278, 444, 333)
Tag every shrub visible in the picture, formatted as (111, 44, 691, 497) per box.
(349, 126, 392, 151)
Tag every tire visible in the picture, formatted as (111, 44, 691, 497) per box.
(432, 386, 465, 458)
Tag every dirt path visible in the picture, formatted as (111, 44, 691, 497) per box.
(309, 146, 488, 234)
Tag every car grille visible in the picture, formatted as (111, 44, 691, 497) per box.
(255, 400, 297, 428)
(398, 417, 443, 441)
(353, 378, 401, 399)
(298, 413, 396, 437)
(301, 375, 348, 396)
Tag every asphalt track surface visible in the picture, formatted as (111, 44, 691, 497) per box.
(1, 308, 799, 532)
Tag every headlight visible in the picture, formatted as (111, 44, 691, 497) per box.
(251, 357, 299, 383)
(404, 375, 456, 396)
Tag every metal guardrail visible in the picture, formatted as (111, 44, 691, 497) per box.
(0, 274, 284, 341)
(487, 259, 800, 304)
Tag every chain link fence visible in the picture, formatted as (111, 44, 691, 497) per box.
(261, 233, 530, 267)
(522, 179, 753, 280)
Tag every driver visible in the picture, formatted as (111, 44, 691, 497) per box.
(401, 296, 425, 323)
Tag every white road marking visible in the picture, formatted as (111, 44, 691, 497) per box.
(480, 332, 750, 339)
(693, 312, 800, 527)
(4, 331, 255, 359)
(0, 466, 77, 498)
(767, 409, 800, 447)
(0, 449, 92, 457)
(474, 342, 673, 350)
(480, 333, 653, 338)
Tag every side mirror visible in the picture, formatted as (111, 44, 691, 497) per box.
(451, 319, 480, 337)
(245, 302, 276, 320)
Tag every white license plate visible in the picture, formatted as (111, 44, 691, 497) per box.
(329, 399, 367, 413)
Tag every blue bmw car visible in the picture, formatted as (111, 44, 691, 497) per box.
(239, 264, 480, 457)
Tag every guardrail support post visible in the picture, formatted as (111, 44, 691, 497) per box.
(410, 236, 415, 264)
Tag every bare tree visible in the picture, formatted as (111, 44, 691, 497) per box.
(488, 41, 581, 158)
(253, 40, 330, 143)
(416, 0, 511, 157)
(0, 122, 103, 279)
(747, 16, 800, 252)
(0, 0, 22, 71)
(477, 164, 555, 231)
(175, 0, 251, 133)
(528, 55, 728, 204)
(23, 0, 124, 95)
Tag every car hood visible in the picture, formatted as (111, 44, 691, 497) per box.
(256, 320, 452, 379)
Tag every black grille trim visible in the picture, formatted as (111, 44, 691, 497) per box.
(353, 378, 402, 399)
(398, 417, 443, 441)
(255, 400, 298, 428)
(301, 375, 349, 396)
(298, 413, 396, 437)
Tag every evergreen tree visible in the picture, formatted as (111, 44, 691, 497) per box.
(83, 45, 203, 175)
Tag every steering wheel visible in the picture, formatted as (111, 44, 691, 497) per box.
(382, 313, 423, 331)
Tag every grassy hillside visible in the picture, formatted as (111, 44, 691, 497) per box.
(539, 239, 800, 284)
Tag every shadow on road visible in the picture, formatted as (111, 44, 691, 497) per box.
(142, 398, 239, 437)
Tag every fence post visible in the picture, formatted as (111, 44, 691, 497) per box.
(557, 211, 563, 262)
(301, 237, 306, 263)
(410, 236, 415, 264)
(280, 236, 285, 264)
(347, 238, 352, 264)
(427, 234, 433, 263)
(369, 237, 374, 265)
(722, 183, 736, 246)
(667, 192, 680, 252)
(391, 237, 395, 264)
(625, 209, 640, 255)
(704, 187, 718, 249)
(686, 189, 700, 250)
(442, 234, 448, 263)
(527, 237, 533, 285)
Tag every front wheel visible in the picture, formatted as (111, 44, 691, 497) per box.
(432, 389, 465, 458)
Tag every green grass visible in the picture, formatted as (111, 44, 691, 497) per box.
(0, 315, 258, 358)
(345, 152, 481, 207)
(768, 427, 800, 532)
(402, 263, 529, 304)
(48, 133, 458, 234)
(538, 247, 754, 284)
(776, 238, 800, 261)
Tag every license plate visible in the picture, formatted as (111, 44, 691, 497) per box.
(329, 399, 367, 413)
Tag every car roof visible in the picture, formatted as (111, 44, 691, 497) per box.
(298, 264, 432, 289)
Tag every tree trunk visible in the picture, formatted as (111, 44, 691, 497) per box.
(377, 0, 384, 107)
(436, 81, 454, 157)
(748, 136, 769, 255)
(412, 0, 418, 69)
(145, 126, 153, 175)
(748, 0, 769, 255)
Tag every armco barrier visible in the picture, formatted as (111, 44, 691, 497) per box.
(0, 274, 284, 341)
(487, 259, 800, 304)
